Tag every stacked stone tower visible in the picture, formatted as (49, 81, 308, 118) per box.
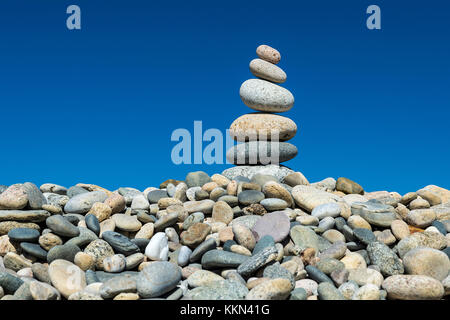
(226, 44, 298, 166)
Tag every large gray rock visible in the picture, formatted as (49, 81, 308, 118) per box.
(226, 141, 297, 165)
(64, 191, 108, 214)
(136, 261, 181, 298)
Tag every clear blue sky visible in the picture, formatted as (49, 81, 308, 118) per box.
(0, 0, 449, 194)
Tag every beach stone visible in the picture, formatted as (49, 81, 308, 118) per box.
(64, 191, 108, 214)
(347, 215, 372, 230)
(40, 183, 67, 195)
(212, 201, 233, 224)
(29, 281, 60, 300)
(48, 259, 86, 298)
(252, 211, 290, 243)
(84, 239, 115, 269)
(0, 210, 49, 223)
(402, 247, 450, 281)
(7, 228, 40, 243)
(104, 193, 126, 214)
(348, 268, 384, 287)
(184, 200, 215, 214)
(201, 250, 249, 269)
(3, 252, 32, 271)
(290, 225, 319, 252)
(47, 243, 81, 263)
(0, 185, 28, 210)
(289, 287, 307, 300)
(353, 228, 377, 245)
(102, 231, 140, 256)
(125, 252, 145, 270)
(382, 275, 444, 300)
(23, 182, 46, 209)
(367, 241, 404, 276)
(237, 245, 278, 277)
(65, 226, 98, 248)
(136, 261, 181, 298)
(74, 252, 95, 271)
(185, 171, 211, 188)
(340, 252, 367, 270)
(85, 214, 100, 236)
(31, 263, 51, 284)
(99, 275, 137, 299)
(117, 188, 141, 206)
(322, 230, 345, 243)
(145, 232, 169, 261)
(240, 78, 294, 113)
(396, 231, 447, 258)
(262, 181, 293, 207)
(352, 284, 380, 300)
(177, 246, 192, 267)
(406, 209, 436, 228)
(0, 221, 40, 236)
(291, 185, 340, 212)
(182, 212, 205, 230)
(20, 242, 47, 260)
(246, 278, 292, 300)
(249, 58, 287, 83)
(67, 186, 89, 198)
(260, 198, 288, 211)
(311, 202, 341, 220)
(232, 223, 256, 250)
(227, 141, 298, 165)
(190, 238, 217, 262)
(417, 185, 450, 206)
(264, 262, 295, 286)
(0, 271, 23, 293)
(390, 220, 410, 240)
(131, 194, 149, 211)
(409, 196, 430, 210)
(376, 229, 397, 245)
(135, 223, 154, 240)
(282, 172, 309, 187)
(338, 281, 359, 300)
(317, 282, 345, 300)
(103, 254, 126, 273)
(112, 214, 142, 232)
(351, 200, 397, 228)
(316, 257, 345, 275)
(336, 177, 364, 195)
(39, 233, 63, 251)
(186, 279, 248, 300)
(46, 215, 80, 237)
(230, 113, 295, 143)
(256, 44, 281, 64)
(88, 202, 112, 222)
(187, 269, 224, 287)
(181, 223, 211, 248)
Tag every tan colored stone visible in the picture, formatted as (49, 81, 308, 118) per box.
(256, 44, 281, 64)
(0, 235, 16, 256)
(263, 181, 293, 207)
(39, 233, 63, 251)
(89, 202, 112, 222)
(48, 259, 86, 298)
(229, 113, 296, 142)
(0, 221, 40, 235)
(113, 293, 139, 300)
(218, 226, 234, 243)
(0, 185, 28, 210)
(347, 215, 371, 230)
(134, 223, 154, 239)
(74, 252, 95, 271)
(104, 194, 126, 214)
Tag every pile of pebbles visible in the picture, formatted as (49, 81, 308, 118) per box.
(0, 171, 449, 300)
(226, 44, 298, 165)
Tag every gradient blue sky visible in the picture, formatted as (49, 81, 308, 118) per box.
(0, 0, 449, 194)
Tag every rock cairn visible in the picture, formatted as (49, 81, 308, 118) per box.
(0, 176, 449, 300)
(226, 44, 298, 167)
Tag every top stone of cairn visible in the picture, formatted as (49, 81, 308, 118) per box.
(256, 44, 281, 65)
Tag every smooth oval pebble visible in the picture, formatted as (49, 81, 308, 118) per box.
(256, 44, 281, 64)
(46, 215, 80, 238)
(136, 261, 181, 298)
(8, 228, 40, 243)
(240, 79, 294, 113)
(249, 58, 286, 83)
(382, 275, 444, 300)
(229, 113, 297, 142)
(227, 141, 298, 165)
